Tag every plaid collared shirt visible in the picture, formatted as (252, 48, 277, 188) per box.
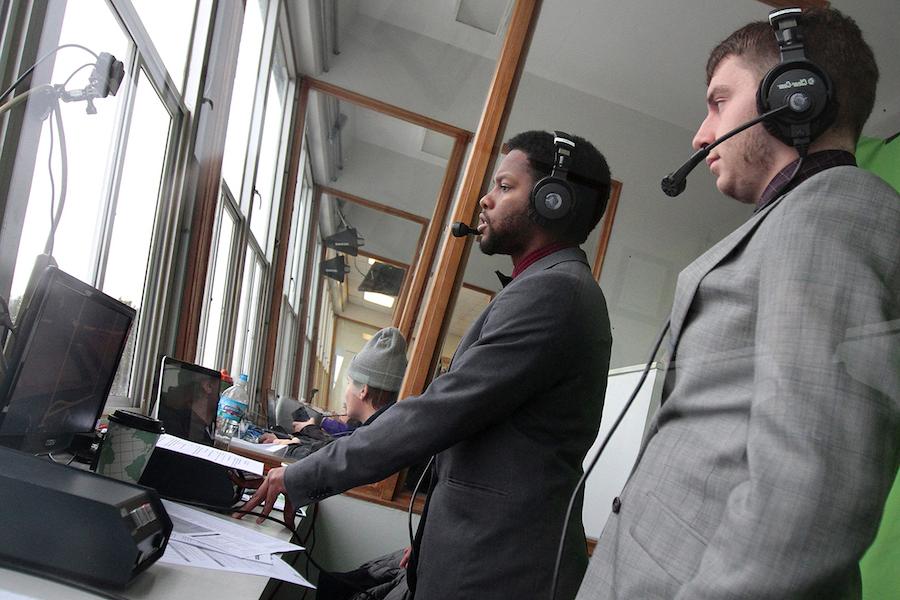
(756, 149, 856, 212)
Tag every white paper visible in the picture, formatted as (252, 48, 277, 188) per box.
(158, 540, 314, 588)
(157, 433, 265, 475)
(227, 436, 289, 455)
(163, 500, 302, 558)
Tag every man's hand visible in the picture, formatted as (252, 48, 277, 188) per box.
(233, 466, 297, 530)
(292, 418, 315, 432)
(399, 545, 412, 569)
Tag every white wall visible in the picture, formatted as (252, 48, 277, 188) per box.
(310, 494, 421, 572)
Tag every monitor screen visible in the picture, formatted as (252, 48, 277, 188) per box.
(153, 356, 221, 446)
(0, 266, 135, 453)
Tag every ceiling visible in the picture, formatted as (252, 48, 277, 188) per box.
(343, 0, 899, 139)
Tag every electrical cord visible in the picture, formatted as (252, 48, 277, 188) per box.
(408, 456, 434, 546)
(44, 101, 68, 256)
(0, 294, 14, 354)
(549, 319, 671, 600)
(353, 256, 368, 277)
(61, 62, 96, 88)
(159, 495, 297, 532)
(47, 451, 77, 466)
(0, 83, 53, 116)
(783, 151, 806, 191)
(47, 94, 56, 232)
(0, 43, 98, 103)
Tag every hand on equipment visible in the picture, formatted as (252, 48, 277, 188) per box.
(233, 466, 297, 531)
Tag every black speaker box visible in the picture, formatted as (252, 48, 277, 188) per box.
(0, 446, 171, 588)
(139, 446, 240, 508)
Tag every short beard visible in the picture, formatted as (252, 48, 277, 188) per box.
(723, 124, 775, 204)
(479, 211, 531, 256)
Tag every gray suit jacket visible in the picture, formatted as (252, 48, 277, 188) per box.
(578, 166, 900, 599)
(284, 247, 612, 600)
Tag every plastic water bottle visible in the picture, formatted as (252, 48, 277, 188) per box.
(216, 374, 249, 441)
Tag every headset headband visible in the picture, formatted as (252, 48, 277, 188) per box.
(770, 8, 807, 63)
(551, 131, 575, 179)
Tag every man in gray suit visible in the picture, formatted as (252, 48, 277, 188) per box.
(578, 7, 899, 599)
(240, 131, 614, 599)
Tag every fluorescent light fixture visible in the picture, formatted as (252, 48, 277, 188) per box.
(363, 292, 395, 308)
(362, 333, 373, 341)
(367, 257, 376, 265)
(332, 355, 345, 386)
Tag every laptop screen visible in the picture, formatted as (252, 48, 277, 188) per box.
(153, 356, 221, 446)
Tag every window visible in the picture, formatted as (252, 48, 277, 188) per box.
(198, 2, 298, 411)
(102, 69, 174, 396)
(199, 188, 240, 370)
(220, 0, 266, 201)
(130, 0, 197, 91)
(1, 0, 195, 406)
(273, 152, 313, 397)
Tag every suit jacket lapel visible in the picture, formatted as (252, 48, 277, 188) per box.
(667, 198, 784, 357)
(451, 247, 590, 363)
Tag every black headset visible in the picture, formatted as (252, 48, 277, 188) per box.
(531, 131, 576, 221)
(757, 7, 835, 150)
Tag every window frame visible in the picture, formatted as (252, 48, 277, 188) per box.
(196, 0, 300, 412)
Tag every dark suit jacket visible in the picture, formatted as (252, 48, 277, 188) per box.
(284, 247, 612, 599)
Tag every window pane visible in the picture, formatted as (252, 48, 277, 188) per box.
(288, 164, 312, 309)
(220, 0, 266, 201)
(9, 1, 129, 308)
(103, 70, 172, 396)
(232, 248, 265, 382)
(242, 256, 263, 376)
(275, 306, 296, 397)
(306, 239, 323, 339)
(249, 40, 288, 249)
(130, 0, 197, 90)
(200, 204, 236, 369)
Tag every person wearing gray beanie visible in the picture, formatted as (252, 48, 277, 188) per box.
(343, 327, 407, 425)
(347, 326, 407, 393)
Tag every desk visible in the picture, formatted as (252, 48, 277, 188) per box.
(224, 437, 297, 470)
(0, 506, 301, 600)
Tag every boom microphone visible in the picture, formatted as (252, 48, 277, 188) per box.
(661, 104, 790, 197)
(451, 221, 478, 237)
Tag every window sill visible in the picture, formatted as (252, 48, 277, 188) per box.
(343, 483, 426, 514)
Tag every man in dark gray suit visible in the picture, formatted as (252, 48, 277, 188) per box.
(240, 131, 614, 599)
(578, 8, 899, 599)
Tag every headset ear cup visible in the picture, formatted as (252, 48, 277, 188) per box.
(532, 177, 575, 221)
(757, 60, 834, 147)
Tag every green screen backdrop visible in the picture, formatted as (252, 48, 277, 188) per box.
(856, 135, 900, 600)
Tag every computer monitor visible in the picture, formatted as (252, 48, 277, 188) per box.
(152, 356, 221, 446)
(0, 266, 135, 454)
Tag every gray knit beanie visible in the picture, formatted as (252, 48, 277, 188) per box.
(347, 327, 408, 392)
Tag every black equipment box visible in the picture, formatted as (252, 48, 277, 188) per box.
(0, 446, 172, 588)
